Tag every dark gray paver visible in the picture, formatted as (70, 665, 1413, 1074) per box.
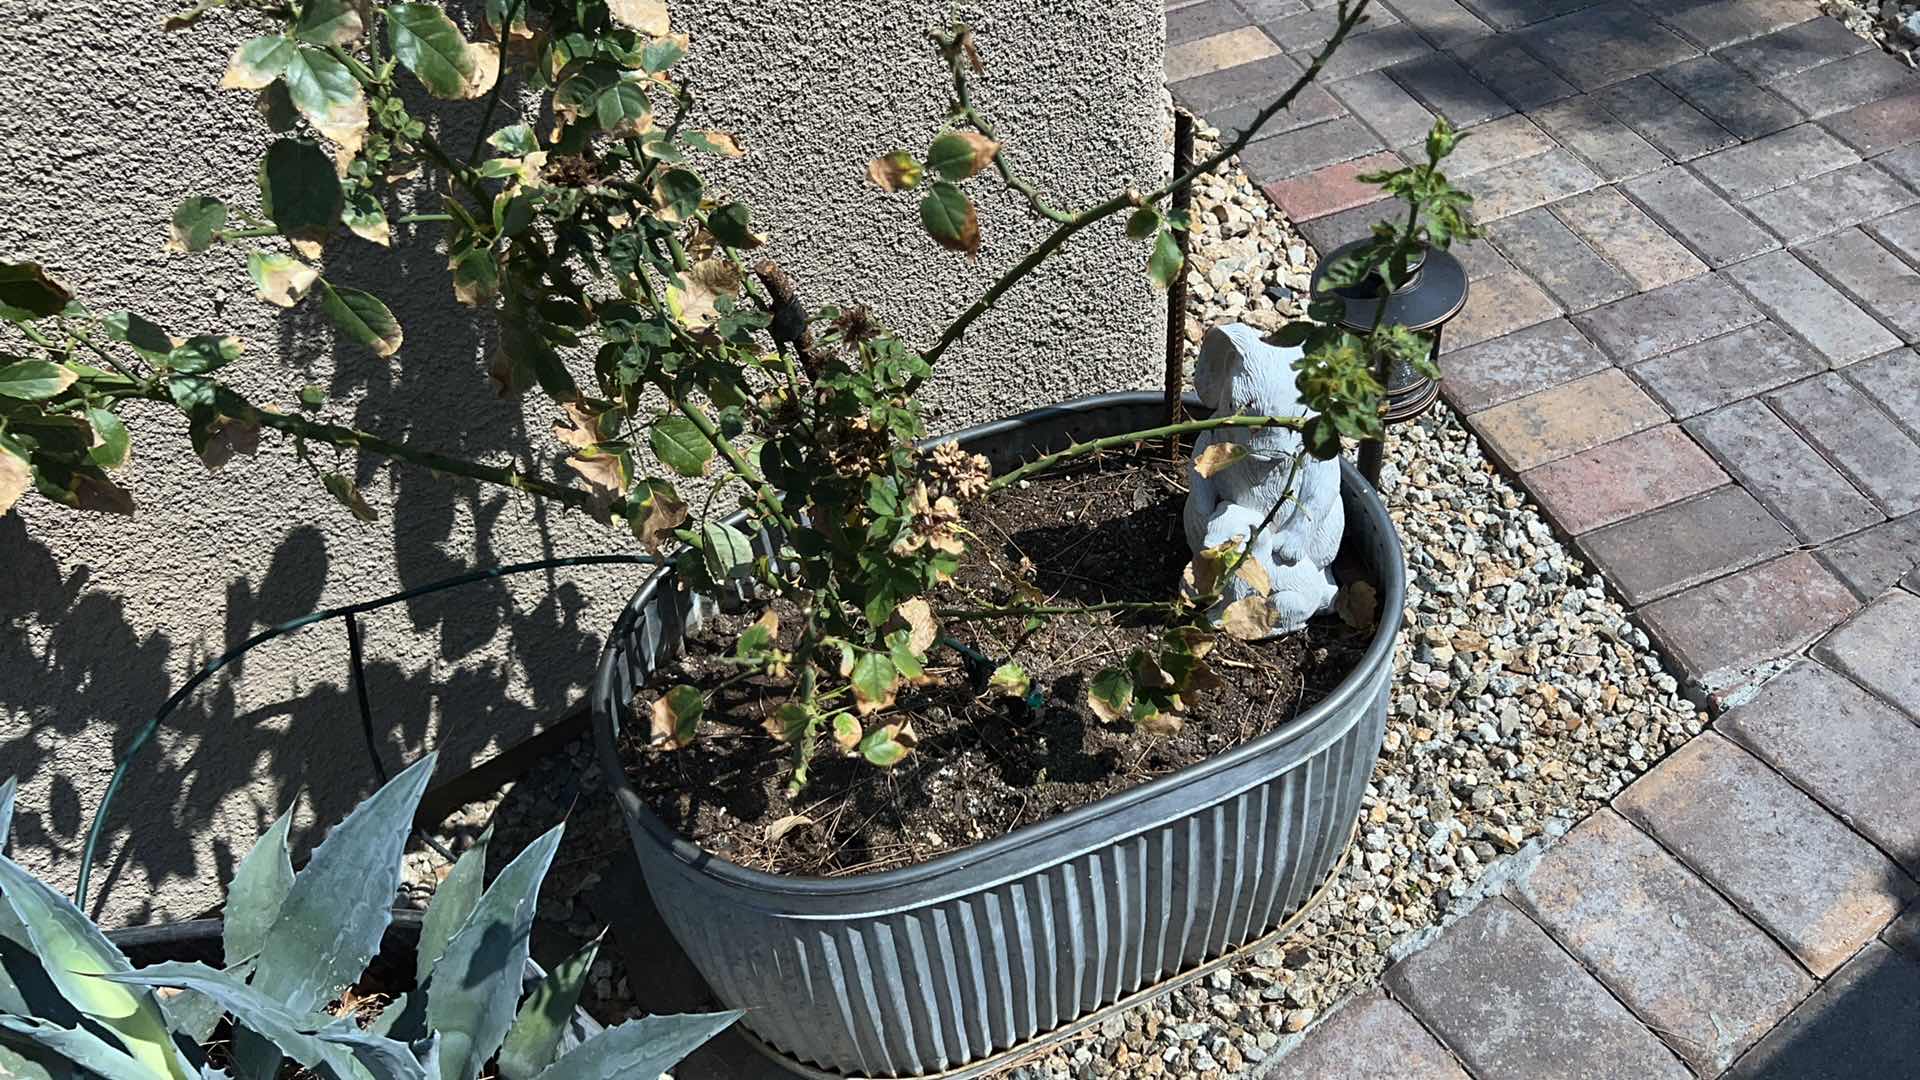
(1715, 14, 1872, 82)
(1529, 94, 1669, 181)
(1206, 84, 1352, 142)
(1814, 588, 1920, 720)
(1513, 808, 1812, 1074)
(1327, 69, 1437, 145)
(1456, 0, 1601, 32)
(1744, 161, 1920, 247)
(1518, 5, 1700, 92)
(1845, 348, 1920, 440)
(1384, 0, 1493, 49)
(1522, 423, 1730, 536)
(1593, 75, 1739, 160)
(1449, 34, 1577, 110)
(1689, 122, 1861, 200)
(1654, 54, 1803, 140)
(1637, 553, 1859, 692)
(1300, 199, 1515, 280)
(1260, 5, 1399, 50)
(1630, 320, 1822, 417)
(1416, 113, 1554, 176)
(1819, 513, 1920, 601)
(1866, 204, 1920, 265)
(1238, 115, 1385, 182)
(1385, 897, 1691, 1080)
(1721, 660, 1920, 874)
(1574, 272, 1763, 363)
(1615, 731, 1914, 974)
(1888, 901, 1920, 961)
(1467, 147, 1603, 220)
(1820, 88, 1920, 155)
(1486, 206, 1634, 310)
(1768, 373, 1920, 514)
(1798, 229, 1920, 342)
(1172, 54, 1307, 113)
(1168, 0, 1252, 45)
(1263, 991, 1469, 1079)
(1579, 485, 1793, 604)
(1305, 23, 1435, 79)
(1770, 49, 1919, 118)
(1621, 165, 1777, 267)
(1879, 143, 1920, 189)
(1549, 185, 1707, 288)
(1438, 317, 1611, 413)
(1725, 250, 1903, 365)
(1685, 399, 1884, 545)
(1725, 942, 1920, 1080)
(1647, 0, 1812, 51)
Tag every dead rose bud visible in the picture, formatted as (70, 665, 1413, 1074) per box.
(893, 481, 966, 557)
(830, 303, 881, 343)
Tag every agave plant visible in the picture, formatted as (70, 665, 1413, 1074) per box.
(0, 760, 738, 1079)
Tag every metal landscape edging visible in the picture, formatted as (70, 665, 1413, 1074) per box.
(591, 391, 1406, 1077)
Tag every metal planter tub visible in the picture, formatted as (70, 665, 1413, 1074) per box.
(591, 392, 1405, 1078)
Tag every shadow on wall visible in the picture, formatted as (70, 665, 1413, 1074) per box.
(0, 84, 624, 921)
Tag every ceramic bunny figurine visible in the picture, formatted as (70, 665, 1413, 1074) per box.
(1184, 323, 1344, 632)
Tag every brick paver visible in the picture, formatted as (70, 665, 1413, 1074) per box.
(1724, 250, 1902, 363)
(1263, 991, 1469, 1079)
(1470, 369, 1664, 470)
(1797, 229, 1920, 342)
(1719, 660, 1920, 873)
(1888, 901, 1920, 962)
(1530, 95, 1670, 181)
(1820, 89, 1920, 154)
(1579, 485, 1793, 604)
(1487, 206, 1634, 310)
(1684, 398, 1884, 544)
(1616, 732, 1915, 974)
(1437, 268, 1561, 349)
(1264, 152, 1405, 220)
(1743, 160, 1919, 246)
(1512, 809, 1812, 1073)
(1438, 317, 1611, 413)
(1594, 76, 1738, 160)
(1767, 374, 1920, 514)
(1548, 186, 1706, 288)
(1653, 54, 1803, 140)
(1327, 70, 1437, 145)
(1622, 166, 1777, 267)
(1520, 423, 1729, 536)
(1689, 122, 1859, 199)
(1630, 320, 1823, 417)
(1817, 513, 1920, 600)
(1769, 48, 1915, 117)
(1813, 588, 1920, 719)
(1386, 898, 1691, 1080)
(1574, 273, 1763, 362)
(1637, 552, 1858, 692)
(1725, 942, 1920, 1079)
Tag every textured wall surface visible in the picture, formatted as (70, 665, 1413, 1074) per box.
(0, 0, 1168, 922)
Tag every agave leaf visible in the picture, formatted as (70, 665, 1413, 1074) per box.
(224, 808, 295, 968)
(0, 1038, 74, 1080)
(251, 754, 436, 1014)
(104, 961, 363, 1076)
(0, 1016, 149, 1080)
(534, 1012, 742, 1080)
(316, 1020, 435, 1080)
(495, 933, 599, 1080)
(0, 854, 193, 1079)
(0, 776, 15, 850)
(0, 776, 65, 1023)
(369, 990, 416, 1038)
(424, 824, 563, 1080)
(415, 825, 490, 985)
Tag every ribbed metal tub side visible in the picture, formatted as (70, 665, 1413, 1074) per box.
(592, 392, 1404, 1077)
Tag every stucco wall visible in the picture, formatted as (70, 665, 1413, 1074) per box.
(0, 0, 1168, 923)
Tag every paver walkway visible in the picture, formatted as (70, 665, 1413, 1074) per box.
(1169, 1, 1920, 1076)
(1169, 0, 1920, 709)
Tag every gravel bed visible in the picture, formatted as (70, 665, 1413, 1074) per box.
(398, 123, 1710, 1079)
(1824, 0, 1920, 64)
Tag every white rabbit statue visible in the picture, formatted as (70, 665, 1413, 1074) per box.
(1183, 323, 1344, 632)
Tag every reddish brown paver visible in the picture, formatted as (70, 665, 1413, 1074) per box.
(1520, 424, 1729, 536)
(1637, 552, 1859, 693)
(1819, 88, 1920, 154)
(1263, 152, 1405, 221)
(1471, 369, 1666, 471)
(1263, 991, 1469, 1079)
(1615, 732, 1917, 975)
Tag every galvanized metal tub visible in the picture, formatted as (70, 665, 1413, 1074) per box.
(591, 392, 1405, 1078)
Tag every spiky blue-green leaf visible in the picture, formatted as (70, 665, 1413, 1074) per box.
(0, 1016, 148, 1080)
(317, 1020, 435, 1080)
(496, 934, 599, 1080)
(0, 776, 14, 851)
(424, 824, 564, 1080)
(0, 854, 192, 1079)
(225, 808, 294, 968)
(415, 825, 490, 986)
(534, 1012, 742, 1080)
(104, 961, 362, 1077)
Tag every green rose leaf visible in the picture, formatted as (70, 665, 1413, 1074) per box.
(1147, 228, 1184, 290)
(925, 131, 998, 181)
(651, 168, 702, 224)
(293, 0, 365, 45)
(168, 196, 227, 253)
(595, 79, 653, 138)
(1125, 207, 1160, 241)
(247, 252, 319, 308)
(221, 35, 295, 90)
(487, 123, 539, 157)
(0, 361, 77, 401)
(919, 181, 979, 255)
(640, 35, 686, 73)
(322, 472, 378, 522)
(168, 335, 243, 375)
(297, 385, 327, 409)
(648, 415, 711, 477)
(259, 139, 343, 256)
(283, 47, 368, 150)
(86, 408, 130, 469)
(102, 311, 175, 357)
(317, 280, 402, 357)
(989, 662, 1030, 698)
(342, 190, 390, 246)
(0, 262, 74, 319)
(706, 204, 763, 249)
(857, 722, 915, 767)
(699, 521, 754, 582)
(850, 653, 899, 717)
(1087, 668, 1134, 724)
(387, 3, 476, 99)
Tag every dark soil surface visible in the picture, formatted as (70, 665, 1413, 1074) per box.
(619, 449, 1374, 877)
